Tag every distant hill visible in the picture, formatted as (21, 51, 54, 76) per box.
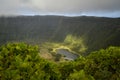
(0, 16, 120, 53)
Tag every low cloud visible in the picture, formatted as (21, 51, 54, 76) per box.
(0, 0, 120, 17)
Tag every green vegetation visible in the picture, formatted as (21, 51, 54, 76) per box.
(0, 43, 60, 80)
(41, 34, 87, 55)
(39, 34, 87, 61)
(0, 15, 120, 80)
(0, 16, 120, 54)
(64, 34, 87, 54)
(58, 46, 120, 80)
(85, 47, 120, 80)
(0, 42, 119, 80)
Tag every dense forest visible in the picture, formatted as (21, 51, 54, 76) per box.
(0, 16, 120, 79)
(0, 43, 119, 80)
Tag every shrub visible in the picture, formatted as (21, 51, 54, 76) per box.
(0, 43, 61, 80)
(84, 46, 120, 80)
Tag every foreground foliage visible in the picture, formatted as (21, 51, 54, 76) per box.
(0, 43, 120, 80)
(0, 43, 60, 80)
(85, 47, 120, 80)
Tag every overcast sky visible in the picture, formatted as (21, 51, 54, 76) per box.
(0, 0, 120, 17)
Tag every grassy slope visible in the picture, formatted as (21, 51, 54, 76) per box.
(0, 16, 120, 54)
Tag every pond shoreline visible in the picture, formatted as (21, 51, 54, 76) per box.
(56, 49, 79, 60)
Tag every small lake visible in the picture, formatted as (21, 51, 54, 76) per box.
(56, 49, 79, 60)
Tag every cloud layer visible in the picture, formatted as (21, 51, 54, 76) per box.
(0, 0, 120, 17)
